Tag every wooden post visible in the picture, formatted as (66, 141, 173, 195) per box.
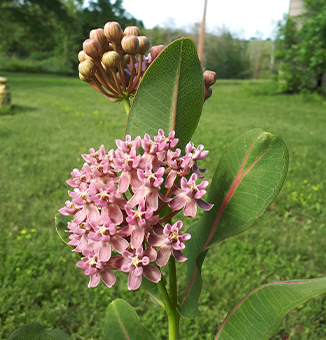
(0, 77, 11, 107)
(198, 0, 208, 66)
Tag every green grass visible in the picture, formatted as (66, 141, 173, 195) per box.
(0, 73, 326, 340)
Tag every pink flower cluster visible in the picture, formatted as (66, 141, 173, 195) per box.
(59, 129, 212, 291)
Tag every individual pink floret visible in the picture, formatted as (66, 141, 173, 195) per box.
(76, 249, 116, 288)
(119, 246, 161, 291)
(66, 168, 89, 188)
(81, 144, 106, 163)
(125, 199, 158, 249)
(148, 221, 191, 267)
(114, 149, 142, 193)
(128, 164, 165, 210)
(115, 135, 141, 153)
(148, 220, 191, 267)
(88, 216, 129, 261)
(154, 129, 179, 150)
(169, 173, 213, 217)
(184, 141, 209, 177)
(58, 200, 80, 216)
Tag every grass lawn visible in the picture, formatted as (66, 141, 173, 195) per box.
(0, 72, 326, 340)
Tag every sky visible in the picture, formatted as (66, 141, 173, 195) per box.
(121, 0, 291, 39)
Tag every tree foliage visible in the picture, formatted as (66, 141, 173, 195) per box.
(0, 0, 275, 79)
(275, 0, 326, 93)
(0, 0, 142, 73)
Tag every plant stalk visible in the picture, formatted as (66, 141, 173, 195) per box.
(122, 96, 131, 115)
(157, 279, 180, 340)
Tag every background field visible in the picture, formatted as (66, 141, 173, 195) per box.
(0, 73, 326, 340)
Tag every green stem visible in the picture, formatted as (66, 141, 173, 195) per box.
(157, 273, 180, 340)
(168, 257, 178, 309)
(122, 96, 131, 115)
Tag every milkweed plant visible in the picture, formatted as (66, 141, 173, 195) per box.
(9, 21, 326, 340)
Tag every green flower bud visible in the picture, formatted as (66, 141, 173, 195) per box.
(78, 59, 96, 78)
(83, 38, 102, 60)
(78, 50, 87, 63)
(124, 26, 140, 37)
(203, 70, 216, 87)
(89, 28, 107, 47)
(121, 35, 139, 55)
(123, 54, 130, 67)
(102, 51, 120, 68)
(79, 73, 92, 83)
(104, 21, 123, 43)
(137, 36, 150, 54)
(150, 45, 165, 61)
(102, 42, 114, 53)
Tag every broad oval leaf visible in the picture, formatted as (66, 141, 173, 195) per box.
(125, 38, 204, 151)
(8, 322, 70, 340)
(104, 299, 158, 340)
(178, 129, 289, 318)
(216, 277, 326, 340)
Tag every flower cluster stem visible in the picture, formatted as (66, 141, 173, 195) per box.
(157, 261, 180, 340)
(122, 96, 131, 115)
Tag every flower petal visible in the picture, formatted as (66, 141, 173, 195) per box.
(128, 270, 142, 291)
(88, 273, 101, 288)
(100, 268, 116, 287)
(143, 264, 161, 283)
(98, 242, 111, 262)
(110, 235, 129, 253)
(197, 199, 214, 211)
(184, 198, 197, 217)
(131, 226, 145, 249)
(172, 249, 187, 262)
(157, 245, 172, 267)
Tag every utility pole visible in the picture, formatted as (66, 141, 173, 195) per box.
(198, 0, 207, 66)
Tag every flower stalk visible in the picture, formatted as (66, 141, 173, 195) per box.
(157, 278, 180, 340)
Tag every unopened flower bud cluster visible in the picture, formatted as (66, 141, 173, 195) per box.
(78, 21, 217, 104)
(78, 21, 164, 102)
(59, 129, 212, 291)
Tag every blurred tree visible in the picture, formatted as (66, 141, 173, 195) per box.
(247, 37, 274, 79)
(0, 0, 142, 73)
(0, 0, 69, 57)
(275, 0, 326, 93)
(204, 28, 251, 79)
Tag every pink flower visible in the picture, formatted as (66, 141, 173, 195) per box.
(115, 135, 141, 153)
(59, 128, 211, 291)
(125, 199, 158, 249)
(148, 220, 191, 267)
(165, 149, 190, 188)
(88, 215, 129, 261)
(128, 163, 165, 210)
(58, 200, 80, 216)
(114, 149, 142, 193)
(76, 249, 116, 288)
(119, 246, 161, 290)
(81, 145, 106, 163)
(169, 173, 213, 217)
(184, 142, 209, 177)
(66, 168, 89, 188)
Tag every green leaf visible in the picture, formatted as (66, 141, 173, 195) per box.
(140, 277, 164, 308)
(216, 277, 326, 340)
(54, 212, 71, 245)
(179, 129, 289, 318)
(104, 299, 158, 340)
(55, 213, 71, 230)
(125, 38, 204, 151)
(8, 322, 70, 340)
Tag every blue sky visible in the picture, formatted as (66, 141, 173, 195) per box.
(121, 0, 291, 39)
